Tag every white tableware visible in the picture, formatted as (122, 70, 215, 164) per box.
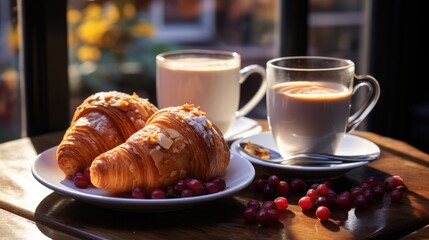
(266, 56, 380, 157)
(157, 49, 267, 134)
(223, 117, 262, 142)
(31, 146, 255, 212)
(231, 132, 381, 180)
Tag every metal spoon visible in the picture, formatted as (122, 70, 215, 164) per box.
(237, 141, 377, 165)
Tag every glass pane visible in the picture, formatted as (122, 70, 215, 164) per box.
(0, 0, 365, 143)
(0, 0, 21, 143)
(308, 0, 364, 120)
(67, 0, 279, 118)
(66, 0, 364, 121)
(309, 0, 364, 67)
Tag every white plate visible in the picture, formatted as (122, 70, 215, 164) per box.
(223, 117, 262, 142)
(231, 132, 381, 181)
(31, 146, 255, 212)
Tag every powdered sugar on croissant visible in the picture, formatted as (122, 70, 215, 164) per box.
(90, 104, 230, 194)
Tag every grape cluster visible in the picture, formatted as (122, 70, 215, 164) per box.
(71, 168, 227, 199)
(296, 175, 405, 220)
(72, 167, 91, 188)
(252, 175, 307, 198)
(244, 174, 406, 225)
(243, 197, 288, 226)
(132, 176, 227, 199)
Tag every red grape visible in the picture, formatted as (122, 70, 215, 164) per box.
(73, 174, 90, 188)
(243, 207, 258, 223)
(354, 195, 368, 209)
(365, 176, 379, 188)
(390, 189, 403, 202)
(316, 183, 329, 196)
(276, 180, 290, 196)
(151, 189, 166, 199)
(247, 199, 261, 210)
(262, 201, 278, 211)
(274, 197, 288, 211)
(350, 186, 363, 199)
(336, 194, 352, 210)
(212, 177, 226, 191)
(175, 180, 188, 192)
(268, 175, 280, 187)
(290, 178, 307, 193)
(263, 184, 276, 199)
(187, 179, 204, 194)
(132, 187, 145, 199)
(384, 175, 404, 190)
(306, 188, 318, 201)
(205, 182, 219, 194)
(181, 189, 194, 198)
(316, 196, 329, 207)
(83, 167, 91, 180)
(315, 206, 331, 221)
(256, 209, 280, 226)
(298, 196, 313, 210)
(253, 178, 267, 192)
(372, 185, 385, 200)
(363, 189, 375, 203)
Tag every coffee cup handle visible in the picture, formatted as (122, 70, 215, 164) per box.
(347, 74, 381, 133)
(235, 65, 267, 118)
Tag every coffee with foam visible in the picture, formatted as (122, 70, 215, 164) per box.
(157, 57, 240, 133)
(156, 50, 266, 135)
(267, 81, 352, 156)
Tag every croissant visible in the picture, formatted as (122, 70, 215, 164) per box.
(90, 104, 230, 194)
(57, 91, 158, 178)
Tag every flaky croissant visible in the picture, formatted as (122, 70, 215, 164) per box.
(90, 104, 230, 194)
(57, 91, 158, 178)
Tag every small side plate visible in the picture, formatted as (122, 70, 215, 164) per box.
(231, 132, 381, 180)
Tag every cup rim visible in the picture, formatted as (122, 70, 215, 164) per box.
(156, 49, 240, 61)
(267, 56, 354, 72)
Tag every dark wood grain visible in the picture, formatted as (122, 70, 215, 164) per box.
(1, 124, 428, 239)
(401, 224, 429, 240)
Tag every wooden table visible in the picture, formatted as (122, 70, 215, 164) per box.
(1, 120, 429, 239)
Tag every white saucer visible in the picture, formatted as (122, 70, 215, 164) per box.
(231, 132, 381, 180)
(31, 146, 255, 212)
(223, 117, 262, 142)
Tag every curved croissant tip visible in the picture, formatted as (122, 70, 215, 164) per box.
(89, 160, 103, 188)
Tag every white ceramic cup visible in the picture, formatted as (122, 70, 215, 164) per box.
(266, 56, 380, 157)
(156, 49, 267, 134)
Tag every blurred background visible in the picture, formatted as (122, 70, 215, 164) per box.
(1, 0, 427, 153)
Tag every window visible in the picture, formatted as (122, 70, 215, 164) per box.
(309, 0, 363, 64)
(0, 0, 20, 142)
(1, 0, 367, 143)
(67, 0, 279, 117)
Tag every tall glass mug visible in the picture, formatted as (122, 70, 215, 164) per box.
(266, 56, 380, 157)
(156, 49, 267, 134)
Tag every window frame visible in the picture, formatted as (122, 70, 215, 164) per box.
(19, 0, 69, 136)
(18, 0, 308, 136)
